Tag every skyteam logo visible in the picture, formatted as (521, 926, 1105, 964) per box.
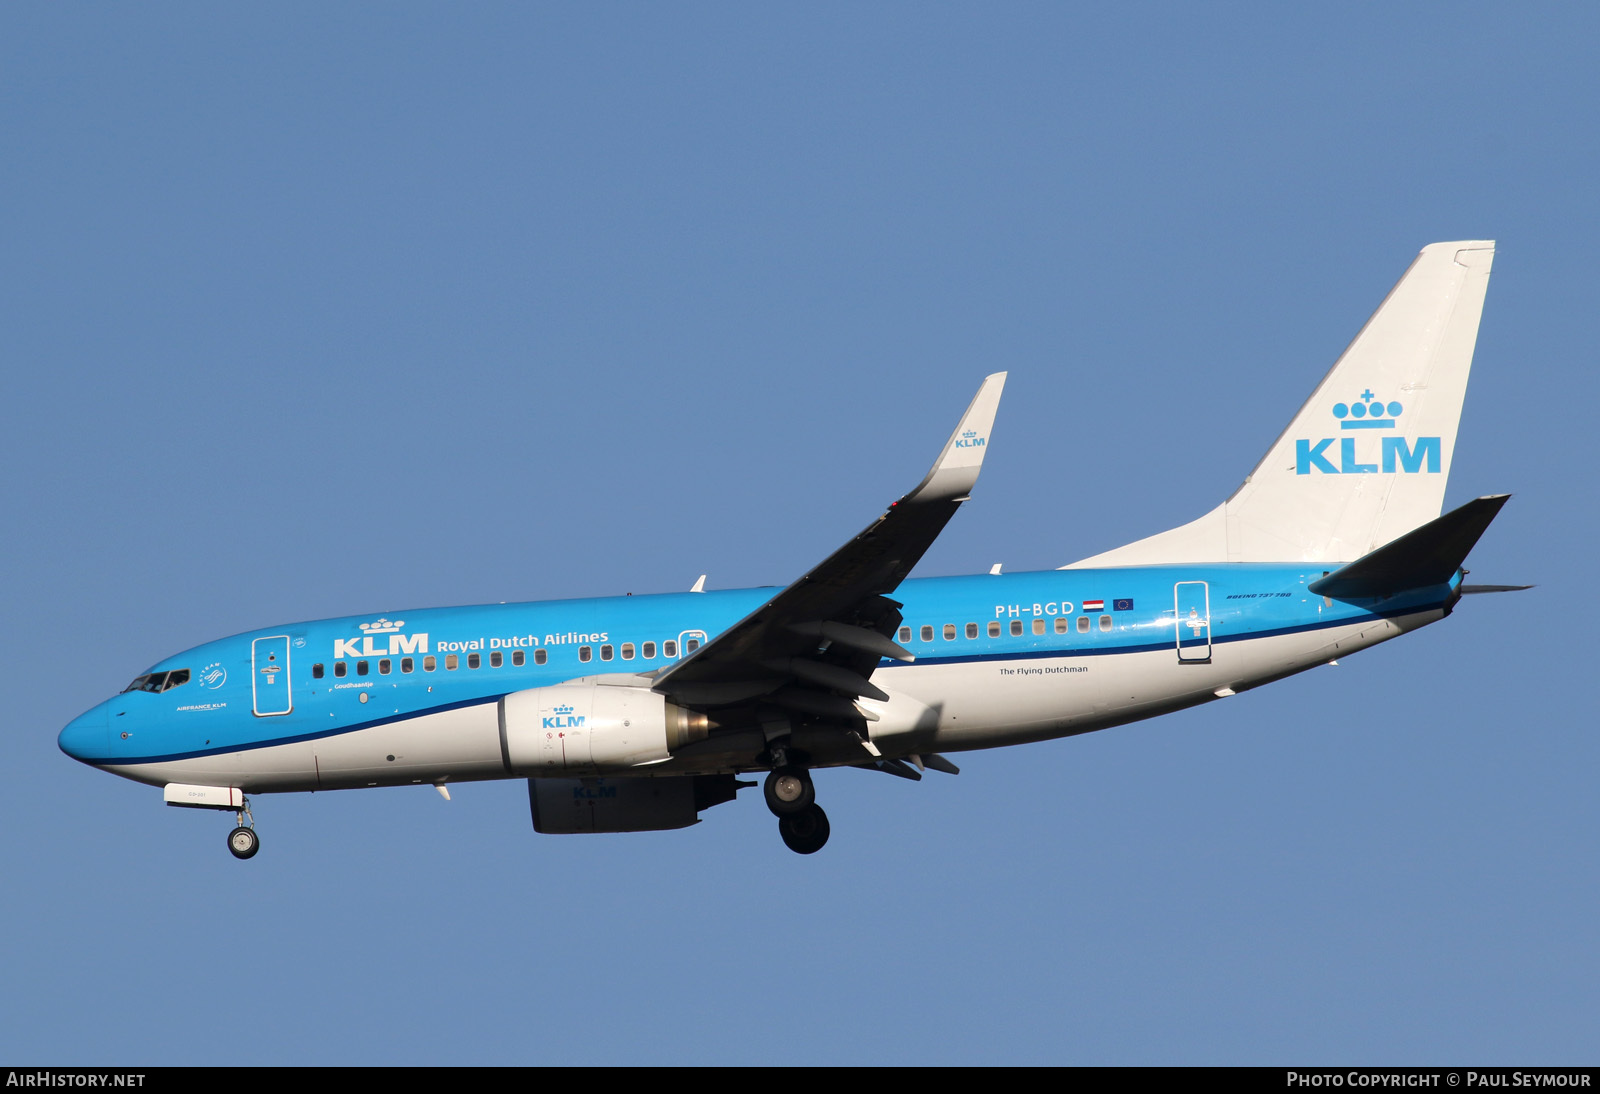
(543, 704, 586, 730)
(334, 618, 429, 659)
(955, 429, 986, 449)
(1296, 389, 1440, 476)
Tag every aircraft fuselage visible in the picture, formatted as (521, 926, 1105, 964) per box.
(60, 563, 1454, 794)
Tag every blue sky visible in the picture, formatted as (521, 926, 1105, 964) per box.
(2, 4, 1593, 1064)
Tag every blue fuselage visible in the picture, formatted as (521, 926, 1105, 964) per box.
(59, 564, 1456, 781)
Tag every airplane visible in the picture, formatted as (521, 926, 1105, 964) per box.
(58, 240, 1522, 858)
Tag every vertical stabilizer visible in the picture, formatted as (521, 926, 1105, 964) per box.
(1068, 241, 1495, 567)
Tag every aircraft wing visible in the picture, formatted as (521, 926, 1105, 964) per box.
(652, 373, 1006, 715)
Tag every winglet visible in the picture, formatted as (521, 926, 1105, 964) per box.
(904, 372, 1006, 505)
(690, 574, 706, 593)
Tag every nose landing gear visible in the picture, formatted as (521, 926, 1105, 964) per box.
(764, 766, 829, 854)
(227, 797, 259, 860)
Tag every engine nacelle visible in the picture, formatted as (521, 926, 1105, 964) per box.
(500, 681, 709, 774)
(528, 773, 743, 834)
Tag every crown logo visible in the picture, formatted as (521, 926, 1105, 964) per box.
(552, 704, 575, 715)
(359, 618, 405, 633)
(962, 430, 977, 438)
(1332, 390, 1403, 430)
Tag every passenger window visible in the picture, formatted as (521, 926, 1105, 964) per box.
(988, 621, 1001, 637)
(1033, 619, 1046, 636)
(1010, 620, 1023, 637)
(379, 659, 392, 675)
(490, 651, 503, 668)
(642, 641, 656, 659)
(534, 649, 547, 665)
(943, 624, 956, 641)
(664, 640, 678, 658)
(468, 653, 481, 669)
(621, 643, 635, 660)
(898, 627, 912, 643)
(446, 654, 459, 670)
(424, 655, 437, 672)
(512, 650, 525, 667)
(401, 657, 414, 673)
(965, 623, 978, 639)
(1100, 615, 1112, 631)
(312, 663, 325, 679)
(334, 662, 348, 678)
(600, 645, 614, 661)
(1077, 616, 1090, 633)
(579, 646, 592, 662)
(356, 660, 369, 676)
(687, 638, 701, 652)
(921, 625, 934, 643)
(1055, 617, 1068, 634)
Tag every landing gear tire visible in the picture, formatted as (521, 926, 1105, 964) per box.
(227, 826, 259, 860)
(779, 804, 830, 855)
(763, 767, 814, 817)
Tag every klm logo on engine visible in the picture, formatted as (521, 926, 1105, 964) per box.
(954, 429, 986, 449)
(332, 618, 430, 659)
(543, 704, 586, 730)
(1296, 390, 1440, 475)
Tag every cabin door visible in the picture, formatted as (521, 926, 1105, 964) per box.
(1174, 582, 1211, 663)
(252, 635, 294, 716)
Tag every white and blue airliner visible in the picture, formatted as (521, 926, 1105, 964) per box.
(59, 241, 1522, 857)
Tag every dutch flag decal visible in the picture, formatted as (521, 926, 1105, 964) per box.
(1082, 599, 1105, 612)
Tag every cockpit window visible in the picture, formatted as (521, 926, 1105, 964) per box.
(121, 669, 190, 694)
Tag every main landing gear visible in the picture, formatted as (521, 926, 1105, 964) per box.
(227, 797, 259, 860)
(764, 766, 829, 855)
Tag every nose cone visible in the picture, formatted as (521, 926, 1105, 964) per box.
(59, 703, 110, 764)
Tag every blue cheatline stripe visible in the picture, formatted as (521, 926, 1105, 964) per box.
(95, 695, 509, 767)
(103, 602, 1442, 768)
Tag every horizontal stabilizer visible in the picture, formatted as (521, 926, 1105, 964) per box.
(1308, 494, 1510, 599)
(1460, 584, 1534, 594)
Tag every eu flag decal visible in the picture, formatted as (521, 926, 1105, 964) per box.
(1113, 598, 1134, 612)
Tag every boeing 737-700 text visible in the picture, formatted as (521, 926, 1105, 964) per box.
(59, 241, 1521, 857)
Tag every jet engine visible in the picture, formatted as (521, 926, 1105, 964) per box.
(499, 681, 710, 774)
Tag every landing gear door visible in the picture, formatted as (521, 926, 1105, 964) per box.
(1174, 582, 1211, 663)
(252, 635, 293, 716)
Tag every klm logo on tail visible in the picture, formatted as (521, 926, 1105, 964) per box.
(1296, 391, 1440, 475)
(955, 429, 986, 449)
